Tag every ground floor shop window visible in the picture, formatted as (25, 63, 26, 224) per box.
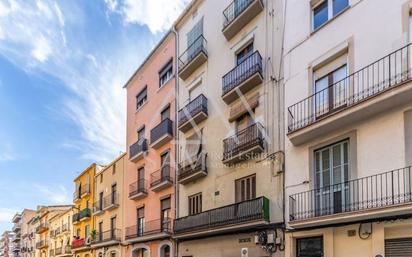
(296, 236, 323, 257)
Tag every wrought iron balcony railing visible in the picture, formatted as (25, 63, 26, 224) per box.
(73, 208, 91, 223)
(93, 229, 121, 244)
(35, 240, 47, 249)
(178, 94, 208, 131)
(73, 183, 90, 201)
(178, 35, 207, 71)
(150, 165, 174, 189)
(129, 138, 148, 161)
(222, 122, 264, 163)
(222, 51, 263, 101)
(150, 118, 173, 146)
(125, 219, 172, 240)
(35, 222, 48, 234)
(94, 194, 119, 213)
(178, 152, 208, 184)
(289, 166, 412, 222)
(288, 43, 412, 133)
(223, 0, 259, 28)
(129, 179, 148, 199)
(174, 197, 270, 234)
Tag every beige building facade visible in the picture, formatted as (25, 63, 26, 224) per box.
(92, 153, 125, 257)
(284, 0, 412, 256)
(48, 208, 73, 257)
(174, 0, 285, 257)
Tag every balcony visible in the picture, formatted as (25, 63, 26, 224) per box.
(150, 166, 174, 192)
(93, 200, 104, 215)
(71, 238, 85, 249)
(49, 249, 54, 257)
(222, 0, 264, 40)
(150, 118, 173, 149)
(178, 94, 208, 133)
(287, 43, 412, 145)
(72, 208, 91, 224)
(174, 196, 270, 239)
(35, 222, 48, 234)
(55, 246, 71, 256)
(125, 219, 172, 243)
(61, 223, 69, 233)
(103, 193, 119, 211)
(35, 240, 47, 249)
(222, 51, 263, 104)
(129, 179, 148, 200)
(178, 35, 208, 80)
(289, 166, 412, 229)
(92, 229, 121, 247)
(73, 183, 90, 202)
(12, 223, 21, 232)
(129, 138, 148, 162)
(12, 214, 21, 223)
(222, 122, 265, 165)
(178, 152, 208, 185)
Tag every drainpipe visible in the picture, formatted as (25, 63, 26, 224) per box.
(171, 25, 179, 257)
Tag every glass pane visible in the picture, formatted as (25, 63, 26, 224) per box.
(297, 237, 323, 257)
(315, 76, 329, 116)
(333, 0, 348, 16)
(313, 1, 328, 30)
(332, 65, 348, 108)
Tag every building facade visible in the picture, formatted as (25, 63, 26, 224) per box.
(16, 210, 36, 257)
(92, 153, 125, 257)
(173, 1, 285, 257)
(0, 231, 14, 257)
(124, 31, 176, 257)
(284, 0, 412, 257)
(72, 164, 98, 257)
(48, 207, 73, 257)
(35, 206, 72, 257)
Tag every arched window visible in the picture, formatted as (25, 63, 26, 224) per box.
(160, 245, 171, 257)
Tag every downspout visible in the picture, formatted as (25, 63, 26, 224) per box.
(171, 25, 179, 257)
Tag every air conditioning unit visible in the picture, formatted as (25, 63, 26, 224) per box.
(241, 248, 248, 257)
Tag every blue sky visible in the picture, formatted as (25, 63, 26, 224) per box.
(0, 0, 188, 232)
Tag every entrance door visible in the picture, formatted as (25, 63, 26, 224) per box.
(314, 140, 349, 216)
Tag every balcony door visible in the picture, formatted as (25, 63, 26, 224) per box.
(161, 152, 170, 181)
(160, 197, 171, 231)
(137, 207, 144, 236)
(138, 167, 145, 190)
(187, 19, 203, 60)
(314, 140, 349, 216)
(314, 65, 348, 119)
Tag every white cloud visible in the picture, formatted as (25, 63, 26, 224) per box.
(0, 208, 17, 223)
(31, 35, 52, 62)
(105, 0, 190, 33)
(34, 184, 70, 205)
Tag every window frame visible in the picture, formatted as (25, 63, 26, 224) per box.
(188, 193, 202, 216)
(312, 0, 349, 31)
(235, 174, 256, 203)
(159, 58, 173, 88)
(296, 236, 324, 257)
(136, 86, 148, 110)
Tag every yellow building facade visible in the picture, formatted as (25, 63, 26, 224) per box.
(49, 207, 73, 257)
(72, 163, 97, 257)
(92, 153, 125, 257)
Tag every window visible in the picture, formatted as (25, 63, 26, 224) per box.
(314, 140, 349, 215)
(312, 0, 348, 30)
(84, 225, 89, 239)
(136, 86, 148, 110)
(161, 245, 171, 257)
(159, 59, 173, 87)
(76, 228, 80, 238)
(235, 174, 256, 202)
(111, 184, 117, 204)
(98, 222, 103, 241)
(296, 236, 323, 257)
(236, 112, 254, 132)
(188, 193, 202, 215)
(138, 167, 145, 184)
(138, 126, 145, 141)
(314, 65, 347, 118)
(160, 152, 170, 179)
(187, 18, 203, 60)
(99, 192, 103, 209)
(161, 106, 170, 121)
(161, 197, 171, 231)
(236, 42, 254, 65)
(100, 173, 103, 183)
(110, 217, 116, 239)
(112, 163, 116, 174)
(137, 207, 145, 236)
(111, 252, 116, 257)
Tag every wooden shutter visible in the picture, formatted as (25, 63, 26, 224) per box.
(235, 174, 256, 202)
